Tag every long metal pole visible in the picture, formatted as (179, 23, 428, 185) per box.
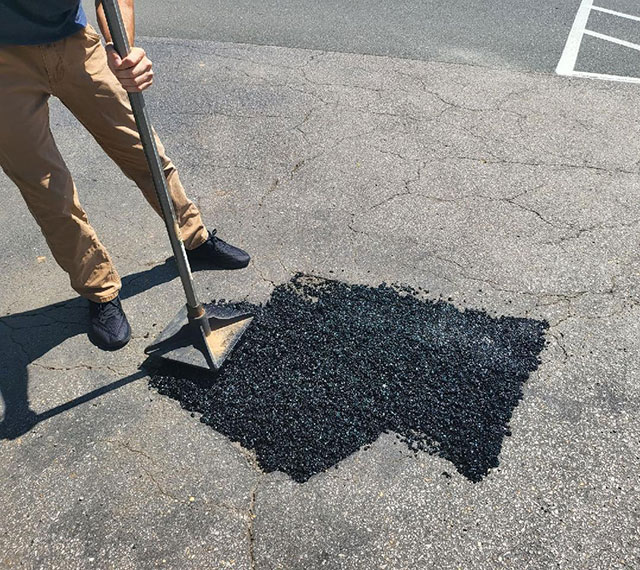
(101, 0, 200, 312)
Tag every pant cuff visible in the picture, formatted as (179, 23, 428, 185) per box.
(185, 227, 209, 250)
(83, 289, 121, 304)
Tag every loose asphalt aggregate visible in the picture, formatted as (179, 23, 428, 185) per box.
(151, 274, 547, 484)
(2, 6, 640, 569)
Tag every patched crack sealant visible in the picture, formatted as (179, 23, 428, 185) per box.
(150, 274, 548, 483)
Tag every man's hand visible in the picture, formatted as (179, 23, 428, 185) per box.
(106, 44, 154, 93)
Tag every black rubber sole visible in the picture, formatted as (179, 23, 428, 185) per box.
(187, 257, 251, 271)
(88, 329, 132, 351)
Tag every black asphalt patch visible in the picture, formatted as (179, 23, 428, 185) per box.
(150, 274, 548, 483)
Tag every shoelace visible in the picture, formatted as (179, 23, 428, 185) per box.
(96, 300, 120, 325)
(208, 229, 227, 251)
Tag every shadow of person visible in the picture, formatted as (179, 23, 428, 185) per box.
(0, 259, 176, 440)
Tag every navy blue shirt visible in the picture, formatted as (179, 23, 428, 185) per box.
(0, 1, 87, 45)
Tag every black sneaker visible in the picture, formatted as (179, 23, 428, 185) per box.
(88, 296, 131, 350)
(186, 230, 250, 270)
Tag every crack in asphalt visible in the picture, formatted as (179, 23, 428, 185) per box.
(446, 155, 638, 176)
(107, 437, 261, 531)
(30, 362, 126, 376)
(247, 476, 263, 570)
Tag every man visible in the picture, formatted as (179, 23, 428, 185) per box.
(0, 0, 250, 350)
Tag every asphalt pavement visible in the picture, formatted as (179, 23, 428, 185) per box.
(129, 0, 577, 72)
(2, 1, 640, 568)
(129, 0, 640, 77)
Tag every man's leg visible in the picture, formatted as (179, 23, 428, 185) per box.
(55, 26, 208, 251)
(0, 44, 121, 303)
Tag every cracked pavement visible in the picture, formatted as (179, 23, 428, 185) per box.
(1, 37, 639, 569)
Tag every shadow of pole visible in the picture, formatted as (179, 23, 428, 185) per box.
(36, 369, 148, 422)
(0, 260, 176, 440)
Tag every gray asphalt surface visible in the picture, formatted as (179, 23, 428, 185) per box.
(85, 0, 640, 77)
(2, 1, 640, 568)
(128, 0, 640, 77)
(129, 0, 577, 71)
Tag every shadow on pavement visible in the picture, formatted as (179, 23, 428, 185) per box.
(0, 260, 176, 440)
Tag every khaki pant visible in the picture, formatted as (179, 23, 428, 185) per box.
(0, 25, 208, 303)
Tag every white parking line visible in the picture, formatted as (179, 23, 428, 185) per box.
(592, 6, 640, 23)
(560, 70, 640, 85)
(556, 0, 594, 76)
(556, 0, 640, 83)
(583, 29, 640, 52)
